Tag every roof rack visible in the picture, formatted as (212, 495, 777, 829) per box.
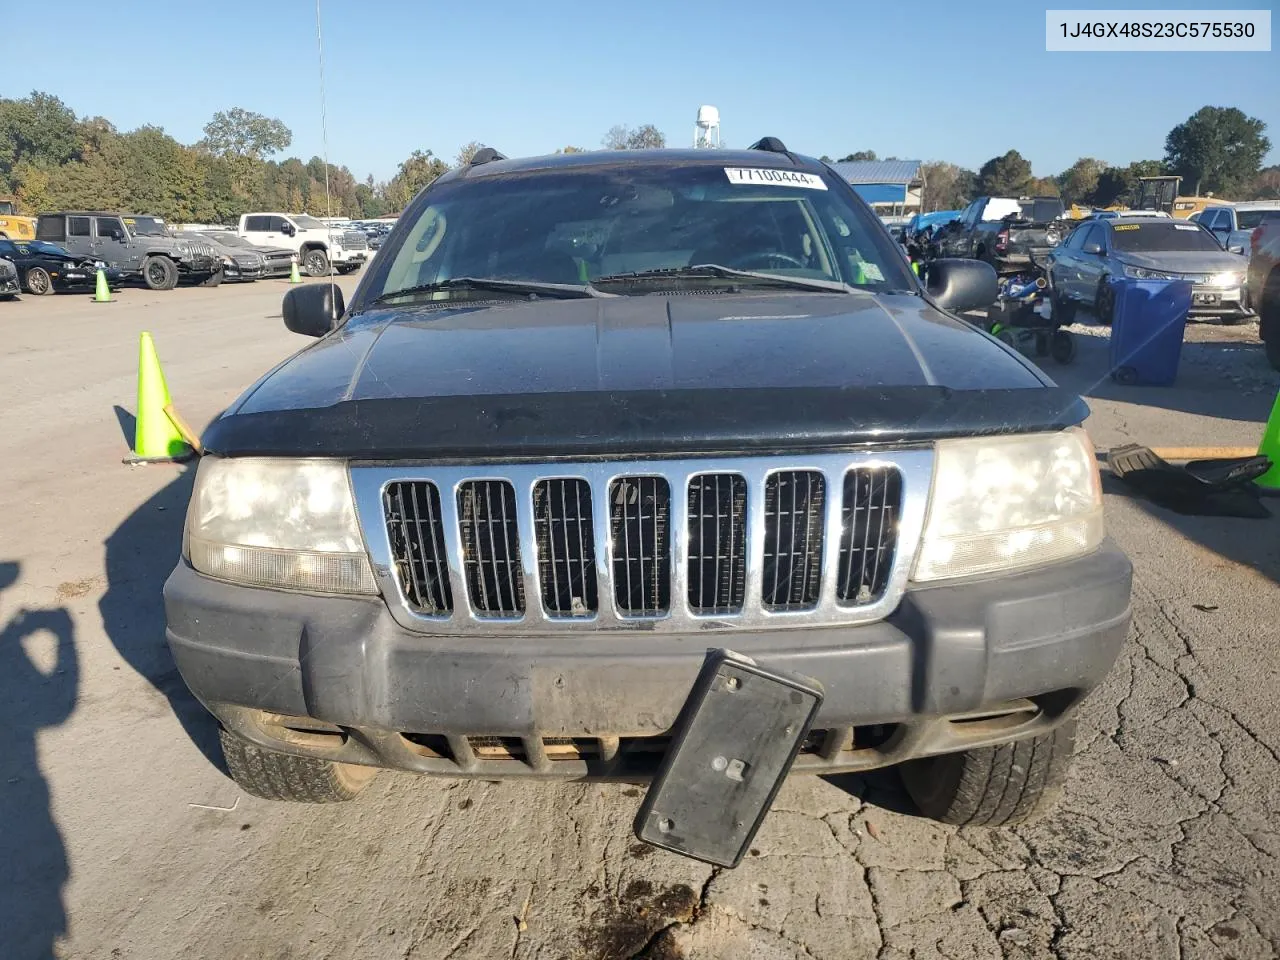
(469, 146, 507, 166)
(748, 137, 789, 155)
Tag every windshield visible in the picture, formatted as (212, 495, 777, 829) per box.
(126, 216, 167, 237)
(294, 215, 327, 229)
(1017, 198, 1065, 222)
(368, 163, 912, 301)
(1110, 221, 1222, 253)
(0, 201, 15, 215)
(1236, 209, 1280, 230)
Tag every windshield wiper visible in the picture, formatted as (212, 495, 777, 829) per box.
(594, 264, 857, 294)
(371, 276, 603, 305)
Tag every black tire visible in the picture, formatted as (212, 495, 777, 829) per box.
(1094, 279, 1115, 325)
(303, 247, 330, 278)
(142, 255, 178, 291)
(197, 268, 224, 287)
(1112, 366, 1139, 385)
(25, 266, 53, 296)
(219, 728, 377, 803)
(900, 718, 1077, 826)
(1050, 330, 1077, 364)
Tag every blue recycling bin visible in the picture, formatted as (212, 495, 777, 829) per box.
(1108, 278, 1192, 386)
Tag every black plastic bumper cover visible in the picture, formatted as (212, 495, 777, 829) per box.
(165, 543, 1132, 775)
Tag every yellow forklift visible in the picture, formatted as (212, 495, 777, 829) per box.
(1134, 176, 1225, 220)
(0, 196, 36, 240)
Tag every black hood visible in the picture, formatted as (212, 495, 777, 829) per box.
(206, 292, 1086, 458)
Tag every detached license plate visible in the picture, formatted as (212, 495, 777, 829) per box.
(634, 650, 823, 867)
(1194, 292, 1221, 305)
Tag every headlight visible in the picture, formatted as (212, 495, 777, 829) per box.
(94, 260, 107, 269)
(185, 457, 377, 595)
(221, 255, 234, 266)
(1207, 271, 1243, 287)
(175, 241, 191, 255)
(913, 429, 1103, 582)
(1123, 265, 1177, 280)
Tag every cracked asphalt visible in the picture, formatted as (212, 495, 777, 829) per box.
(1, 281, 1277, 960)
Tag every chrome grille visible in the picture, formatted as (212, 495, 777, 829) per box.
(687, 474, 747, 615)
(457, 480, 525, 616)
(361, 451, 930, 634)
(533, 479, 597, 617)
(837, 468, 902, 605)
(383, 481, 453, 614)
(341, 229, 369, 250)
(609, 477, 670, 616)
(762, 471, 825, 611)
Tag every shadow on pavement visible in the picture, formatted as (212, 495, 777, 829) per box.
(0, 561, 77, 960)
(822, 767, 920, 816)
(98, 467, 225, 772)
(1047, 325, 1275, 425)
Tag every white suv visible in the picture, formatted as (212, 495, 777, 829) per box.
(237, 213, 369, 277)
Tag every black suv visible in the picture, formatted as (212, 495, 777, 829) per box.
(164, 143, 1131, 852)
(35, 212, 219, 289)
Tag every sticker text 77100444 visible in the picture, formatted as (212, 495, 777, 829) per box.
(723, 168, 828, 190)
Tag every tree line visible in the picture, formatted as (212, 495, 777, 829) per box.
(0, 92, 674, 222)
(3, 93, 1272, 223)
(828, 106, 1275, 212)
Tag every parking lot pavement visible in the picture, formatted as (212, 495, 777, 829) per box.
(1, 287, 1277, 960)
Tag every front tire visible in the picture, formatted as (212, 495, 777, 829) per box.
(900, 718, 1077, 826)
(1094, 279, 1115, 325)
(25, 266, 53, 295)
(303, 248, 330, 278)
(143, 255, 178, 291)
(219, 728, 378, 803)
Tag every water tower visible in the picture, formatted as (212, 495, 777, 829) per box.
(694, 105, 721, 149)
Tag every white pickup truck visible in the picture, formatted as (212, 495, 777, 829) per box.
(1198, 202, 1280, 257)
(237, 213, 369, 277)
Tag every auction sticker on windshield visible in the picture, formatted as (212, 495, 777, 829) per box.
(724, 168, 827, 190)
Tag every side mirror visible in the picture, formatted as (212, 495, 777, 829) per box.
(1083, 241, 1105, 255)
(281, 222, 295, 237)
(925, 258, 998, 313)
(1228, 244, 1245, 254)
(283, 282, 345, 338)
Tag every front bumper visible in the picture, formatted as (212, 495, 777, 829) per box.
(178, 254, 220, 276)
(165, 543, 1133, 780)
(1188, 285, 1254, 319)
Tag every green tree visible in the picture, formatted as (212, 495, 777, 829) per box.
(384, 149, 448, 211)
(920, 161, 976, 211)
(839, 150, 878, 162)
(455, 141, 484, 167)
(1056, 157, 1108, 205)
(201, 108, 292, 159)
(1086, 160, 1165, 207)
(976, 150, 1033, 195)
(603, 124, 666, 150)
(0, 92, 83, 184)
(1164, 106, 1270, 196)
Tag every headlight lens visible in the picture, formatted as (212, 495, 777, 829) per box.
(1208, 271, 1243, 287)
(913, 428, 1103, 582)
(186, 457, 377, 595)
(1123, 265, 1177, 280)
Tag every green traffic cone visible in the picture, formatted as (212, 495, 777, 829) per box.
(130, 332, 191, 462)
(1256, 388, 1280, 490)
(854, 261, 867, 284)
(93, 268, 113, 303)
(289, 260, 302, 284)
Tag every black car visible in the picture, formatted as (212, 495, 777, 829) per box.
(0, 238, 121, 295)
(164, 143, 1131, 856)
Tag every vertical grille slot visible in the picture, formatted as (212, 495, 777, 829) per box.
(383, 481, 453, 614)
(762, 471, 825, 611)
(457, 480, 525, 617)
(609, 477, 670, 616)
(837, 468, 902, 605)
(533, 479, 598, 617)
(687, 473, 747, 615)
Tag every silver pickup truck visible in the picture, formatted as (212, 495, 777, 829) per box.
(1198, 202, 1280, 257)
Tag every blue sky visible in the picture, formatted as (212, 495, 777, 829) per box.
(16, 0, 1278, 181)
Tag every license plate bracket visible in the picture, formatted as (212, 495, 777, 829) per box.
(634, 649, 823, 867)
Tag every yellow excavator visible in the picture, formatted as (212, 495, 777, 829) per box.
(0, 196, 36, 240)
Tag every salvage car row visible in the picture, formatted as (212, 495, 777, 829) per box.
(0, 210, 386, 299)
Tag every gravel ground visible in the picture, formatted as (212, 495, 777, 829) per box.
(1, 281, 1277, 960)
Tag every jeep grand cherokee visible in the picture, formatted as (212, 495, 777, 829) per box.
(164, 142, 1132, 841)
